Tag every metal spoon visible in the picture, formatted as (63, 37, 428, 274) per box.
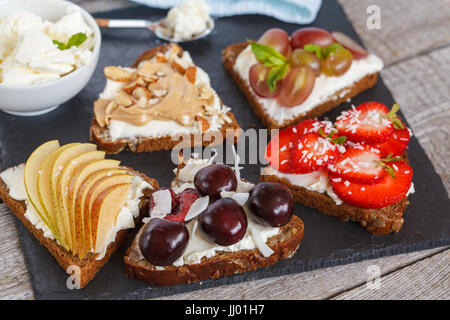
(95, 17, 214, 43)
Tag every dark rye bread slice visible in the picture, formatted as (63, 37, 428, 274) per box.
(90, 44, 241, 154)
(0, 166, 158, 288)
(222, 42, 379, 130)
(124, 215, 304, 286)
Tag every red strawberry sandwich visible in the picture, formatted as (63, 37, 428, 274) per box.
(262, 101, 414, 235)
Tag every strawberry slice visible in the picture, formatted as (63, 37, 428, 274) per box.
(164, 188, 201, 222)
(327, 145, 385, 184)
(289, 132, 340, 174)
(265, 120, 334, 172)
(374, 121, 410, 157)
(265, 124, 303, 172)
(330, 161, 413, 209)
(335, 102, 399, 144)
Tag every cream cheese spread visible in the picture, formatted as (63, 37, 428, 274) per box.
(0, 11, 95, 85)
(233, 45, 384, 126)
(262, 166, 343, 205)
(98, 47, 231, 140)
(159, 0, 211, 41)
(0, 164, 150, 259)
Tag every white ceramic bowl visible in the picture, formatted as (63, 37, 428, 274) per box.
(0, 0, 101, 116)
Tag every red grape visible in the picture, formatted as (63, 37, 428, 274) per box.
(289, 49, 321, 76)
(291, 27, 334, 49)
(332, 31, 368, 60)
(258, 28, 291, 57)
(321, 47, 353, 76)
(278, 66, 315, 107)
(249, 63, 282, 98)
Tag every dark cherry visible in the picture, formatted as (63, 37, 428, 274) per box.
(198, 198, 247, 246)
(247, 182, 293, 227)
(139, 218, 189, 266)
(194, 164, 237, 199)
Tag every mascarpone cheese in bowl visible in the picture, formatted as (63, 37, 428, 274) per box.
(0, 0, 101, 116)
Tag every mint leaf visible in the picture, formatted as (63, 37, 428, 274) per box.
(53, 32, 87, 51)
(52, 40, 66, 50)
(304, 43, 350, 60)
(249, 41, 288, 66)
(66, 32, 87, 49)
(267, 62, 289, 92)
(322, 43, 345, 57)
(304, 44, 325, 59)
(249, 41, 289, 93)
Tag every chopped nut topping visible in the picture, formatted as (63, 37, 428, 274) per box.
(115, 92, 133, 107)
(104, 66, 132, 82)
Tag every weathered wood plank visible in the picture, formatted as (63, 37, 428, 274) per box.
(338, 0, 450, 66)
(152, 247, 447, 300)
(0, 205, 33, 300)
(380, 46, 450, 194)
(332, 249, 450, 299)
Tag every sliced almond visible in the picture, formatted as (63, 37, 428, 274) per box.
(136, 77, 146, 86)
(115, 92, 133, 107)
(195, 115, 210, 133)
(132, 87, 151, 100)
(185, 66, 196, 84)
(122, 80, 140, 94)
(136, 96, 147, 108)
(171, 60, 186, 74)
(137, 61, 155, 79)
(104, 66, 132, 82)
(156, 54, 168, 63)
(152, 89, 167, 98)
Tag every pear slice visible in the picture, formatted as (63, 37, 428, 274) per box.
(24, 140, 60, 229)
(69, 159, 121, 257)
(51, 143, 97, 250)
(75, 168, 126, 258)
(57, 150, 105, 253)
(38, 143, 80, 249)
(83, 173, 133, 255)
(90, 183, 131, 255)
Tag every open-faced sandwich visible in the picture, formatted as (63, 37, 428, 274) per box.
(124, 154, 304, 286)
(222, 27, 383, 129)
(91, 43, 241, 154)
(0, 140, 158, 288)
(261, 102, 414, 234)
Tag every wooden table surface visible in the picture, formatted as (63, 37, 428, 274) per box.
(0, 0, 449, 300)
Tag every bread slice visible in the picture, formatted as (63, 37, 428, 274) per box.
(260, 174, 408, 235)
(124, 215, 304, 286)
(90, 44, 241, 154)
(0, 167, 158, 288)
(222, 42, 379, 130)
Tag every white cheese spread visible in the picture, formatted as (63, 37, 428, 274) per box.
(99, 47, 230, 140)
(234, 45, 384, 126)
(159, 0, 211, 41)
(0, 11, 94, 85)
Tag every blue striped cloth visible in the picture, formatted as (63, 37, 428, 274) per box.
(130, 0, 323, 24)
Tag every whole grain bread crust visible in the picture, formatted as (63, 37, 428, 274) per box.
(0, 167, 158, 288)
(222, 42, 379, 130)
(90, 44, 241, 154)
(124, 215, 304, 286)
(260, 174, 408, 235)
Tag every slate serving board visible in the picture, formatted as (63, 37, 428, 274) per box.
(0, 1, 448, 300)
